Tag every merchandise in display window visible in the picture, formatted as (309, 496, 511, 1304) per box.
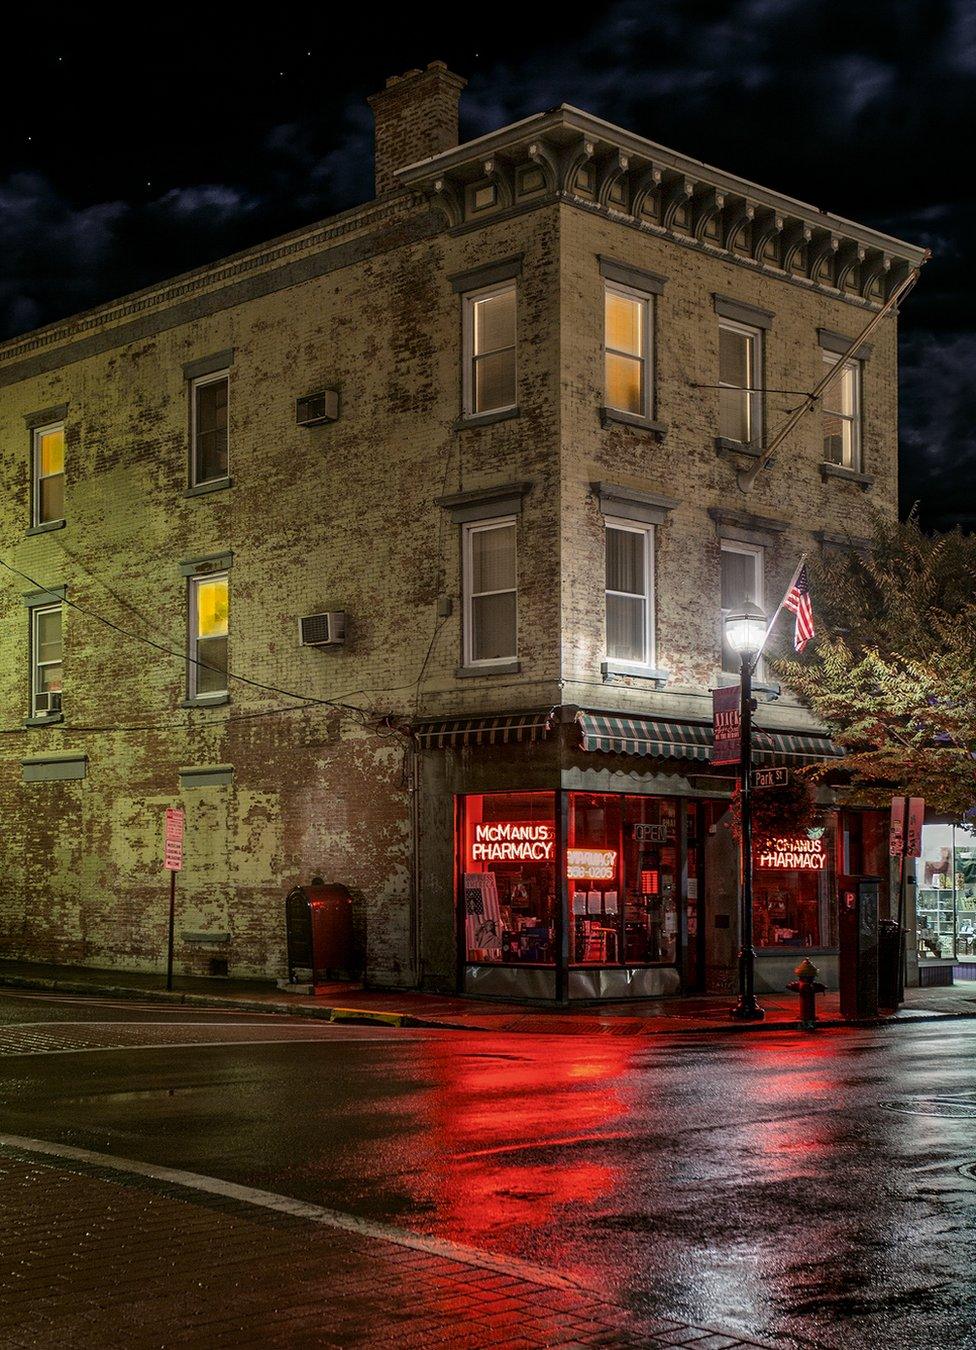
(915, 823, 976, 960)
(461, 792, 556, 965)
(567, 794, 679, 966)
(752, 821, 837, 949)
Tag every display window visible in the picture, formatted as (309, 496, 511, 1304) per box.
(568, 793, 679, 966)
(915, 822, 976, 961)
(461, 791, 556, 965)
(752, 822, 837, 949)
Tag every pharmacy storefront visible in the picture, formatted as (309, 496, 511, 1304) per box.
(414, 707, 872, 1002)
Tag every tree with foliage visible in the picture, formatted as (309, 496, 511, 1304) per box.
(774, 512, 976, 817)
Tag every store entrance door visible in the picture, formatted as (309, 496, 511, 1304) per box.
(683, 801, 708, 992)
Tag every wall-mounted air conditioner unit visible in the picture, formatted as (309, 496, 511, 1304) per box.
(296, 389, 339, 427)
(299, 612, 347, 647)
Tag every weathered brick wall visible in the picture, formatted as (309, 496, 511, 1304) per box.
(0, 192, 562, 981)
(558, 202, 899, 723)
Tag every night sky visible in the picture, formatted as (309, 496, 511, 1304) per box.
(2, 3, 973, 529)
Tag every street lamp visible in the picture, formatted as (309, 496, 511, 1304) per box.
(725, 601, 766, 1021)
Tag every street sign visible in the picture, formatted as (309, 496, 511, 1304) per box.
(164, 807, 185, 872)
(751, 767, 790, 789)
(711, 686, 740, 765)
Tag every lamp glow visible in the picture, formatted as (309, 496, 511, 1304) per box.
(724, 601, 766, 658)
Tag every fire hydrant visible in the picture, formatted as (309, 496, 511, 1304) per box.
(788, 958, 827, 1030)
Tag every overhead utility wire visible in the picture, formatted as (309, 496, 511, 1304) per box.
(0, 555, 371, 722)
(735, 263, 925, 493)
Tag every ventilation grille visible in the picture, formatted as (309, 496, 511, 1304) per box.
(299, 612, 346, 647)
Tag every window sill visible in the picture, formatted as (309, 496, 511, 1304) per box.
(820, 462, 873, 490)
(24, 713, 64, 728)
(453, 406, 520, 431)
(185, 476, 233, 498)
(26, 519, 66, 536)
(181, 693, 230, 708)
(714, 436, 763, 459)
(455, 661, 521, 678)
(599, 407, 667, 439)
(601, 662, 669, 687)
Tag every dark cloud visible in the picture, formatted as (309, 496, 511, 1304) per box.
(0, 1, 972, 526)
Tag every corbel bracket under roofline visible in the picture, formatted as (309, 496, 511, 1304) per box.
(397, 106, 927, 299)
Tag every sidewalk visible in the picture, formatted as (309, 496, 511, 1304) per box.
(0, 1146, 768, 1348)
(1, 957, 973, 1035)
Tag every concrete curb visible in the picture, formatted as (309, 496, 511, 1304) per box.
(0, 972, 972, 1035)
(0, 973, 475, 1032)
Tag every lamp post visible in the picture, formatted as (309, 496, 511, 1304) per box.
(725, 601, 767, 1022)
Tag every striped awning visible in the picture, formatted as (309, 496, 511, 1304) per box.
(413, 710, 556, 750)
(577, 712, 841, 766)
(579, 714, 713, 760)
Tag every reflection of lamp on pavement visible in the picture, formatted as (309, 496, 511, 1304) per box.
(724, 601, 766, 1022)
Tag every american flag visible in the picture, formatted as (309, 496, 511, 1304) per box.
(784, 564, 815, 652)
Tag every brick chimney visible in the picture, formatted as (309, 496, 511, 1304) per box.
(368, 61, 467, 197)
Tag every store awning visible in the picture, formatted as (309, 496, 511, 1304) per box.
(413, 710, 556, 750)
(578, 714, 713, 760)
(577, 712, 842, 766)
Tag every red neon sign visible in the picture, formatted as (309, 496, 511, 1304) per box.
(471, 822, 554, 863)
(566, 848, 617, 881)
(755, 835, 827, 871)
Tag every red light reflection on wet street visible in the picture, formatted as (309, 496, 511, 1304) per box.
(421, 1040, 634, 1254)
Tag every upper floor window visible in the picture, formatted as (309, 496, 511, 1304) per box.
(31, 604, 63, 716)
(188, 574, 229, 698)
(605, 519, 654, 667)
(718, 320, 762, 445)
(190, 372, 229, 486)
(822, 353, 862, 470)
(33, 423, 65, 525)
(604, 283, 652, 417)
(463, 282, 516, 416)
(720, 541, 764, 674)
(462, 518, 517, 666)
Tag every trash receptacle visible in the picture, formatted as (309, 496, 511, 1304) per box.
(285, 881, 355, 984)
(877, 919, 903, 1010)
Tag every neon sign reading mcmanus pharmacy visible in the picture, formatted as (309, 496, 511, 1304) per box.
(471, 822, 555, 862)
(756, 835, 827, 871)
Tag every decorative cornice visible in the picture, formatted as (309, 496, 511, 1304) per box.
(396, 105, 926, 304)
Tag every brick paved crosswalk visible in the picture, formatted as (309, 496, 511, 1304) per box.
(0, 1149, 768, 1349)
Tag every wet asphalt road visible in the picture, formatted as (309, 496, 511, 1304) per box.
(0, 988, 974, 1349)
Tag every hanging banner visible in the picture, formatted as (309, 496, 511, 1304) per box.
(711, 686, 741, 765)
(906, 797, 925, 858)
(890, 796, 925, 857)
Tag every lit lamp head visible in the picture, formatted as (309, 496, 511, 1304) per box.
(724, 601, 766, 660)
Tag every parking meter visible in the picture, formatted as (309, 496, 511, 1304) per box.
(838, 876, 879, 1020)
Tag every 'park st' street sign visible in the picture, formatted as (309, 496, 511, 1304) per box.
(751, 767, 790, 789)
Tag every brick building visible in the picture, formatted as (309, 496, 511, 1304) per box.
(0, 63, 927, 1000)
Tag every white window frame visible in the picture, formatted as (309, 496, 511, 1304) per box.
(718, 319, 763, 445)
(720, 540, 765, 677)
(822, 352, 862, 470)
(190, 370, 230, 487)
(188, 572, 229, 699)
(32, 421, 65, 527)
(462, 281, 517, 418)
(31, 603, 63, 717)
(462, 516, 518, 667)
(604, 281, 653, 419)
(604, 517, 655, 669)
